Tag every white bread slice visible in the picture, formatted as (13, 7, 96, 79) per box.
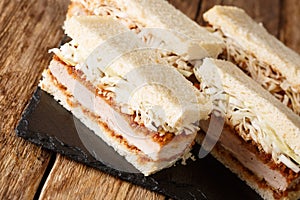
(63, 16, 131, 61)
(71, 0, 225, 58)
(203, 5, 300, 91)
(195, 58, 300, 165)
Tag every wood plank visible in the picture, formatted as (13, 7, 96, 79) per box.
(39, 155, 165, 200)
(279, 0, 300, 53)
(0, 0, 69, 199)
(168, 0, 201, 20)
(197, 0, 280, 37)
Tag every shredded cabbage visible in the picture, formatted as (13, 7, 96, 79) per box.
(227, 94, 300, 172)
(215, 29, 300, 116)
(160, 52, 194, 78)
(49, 41, 80, 66)
(90, 5, 144, 33)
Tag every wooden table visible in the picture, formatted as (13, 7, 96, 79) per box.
(1, 0, 299, 199)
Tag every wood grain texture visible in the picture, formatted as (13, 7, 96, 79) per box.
(197, 0, 280, 37)
(279, 0, 300, 53)
(0, 0, 69, 199)
(39, 155, 165, 200)
(168, 0, 200, 20)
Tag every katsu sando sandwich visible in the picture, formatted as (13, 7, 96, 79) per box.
(195, 58, 300, 200)
(40, 0, 225, 175)
(203, 6, 300, 116)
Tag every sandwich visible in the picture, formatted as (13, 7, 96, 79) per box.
(194, 58, 300, 200)
(68, 0, 225, 58)
(199, 7, 300, 199)
(40, 0, 225, 175)
(203, 5, 300, 116)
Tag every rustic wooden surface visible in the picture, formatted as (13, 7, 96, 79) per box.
(169, 0, 200, 20)
(0, 0, 299, 200)
(0, 0, 69, 199)
(279, 0, 300, 52)
(39, 155, 165, 200)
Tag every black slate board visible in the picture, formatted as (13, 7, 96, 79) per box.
(16, 88, 261, 200)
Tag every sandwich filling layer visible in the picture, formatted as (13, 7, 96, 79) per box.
(218, 31, 300, 116)
(220, 126, 300, 192)
(41, 57, 197, 162)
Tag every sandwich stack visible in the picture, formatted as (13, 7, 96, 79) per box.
(39, 1, 300, 200)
